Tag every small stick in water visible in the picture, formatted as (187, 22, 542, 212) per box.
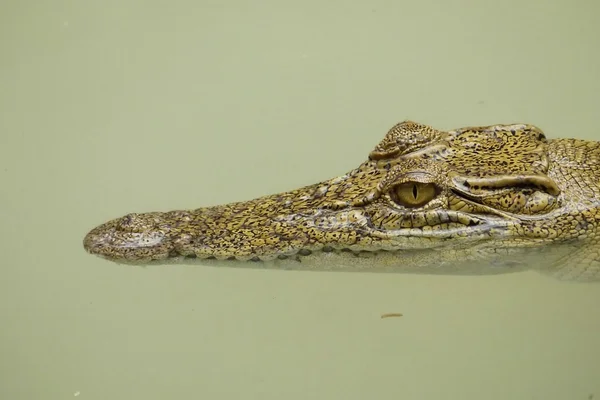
(380, 313, 403, 319)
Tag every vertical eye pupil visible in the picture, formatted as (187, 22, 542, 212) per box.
(392, 182, 438, 208)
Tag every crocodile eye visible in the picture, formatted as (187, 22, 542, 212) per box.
(391, 182, 437, 207)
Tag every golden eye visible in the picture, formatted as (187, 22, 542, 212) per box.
(392, 182, 437, 207)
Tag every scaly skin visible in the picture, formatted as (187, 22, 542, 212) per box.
(83, 121, 600, 281)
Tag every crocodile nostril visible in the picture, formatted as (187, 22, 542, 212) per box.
(116, 213, 163, 233)
(117, 213, 139, 231)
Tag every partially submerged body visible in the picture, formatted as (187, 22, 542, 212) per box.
(83, 121, 600, 281)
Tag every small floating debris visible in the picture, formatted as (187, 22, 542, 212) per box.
(380, 313, 403, 319)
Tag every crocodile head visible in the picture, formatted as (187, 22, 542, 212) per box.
(83, 121, 600, 278)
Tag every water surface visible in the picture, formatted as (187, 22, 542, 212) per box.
(1, 1, 599, 399)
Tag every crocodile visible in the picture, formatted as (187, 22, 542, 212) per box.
(83, 121, 600, 281)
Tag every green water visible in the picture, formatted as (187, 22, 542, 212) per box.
(2, 1, 599, 399)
